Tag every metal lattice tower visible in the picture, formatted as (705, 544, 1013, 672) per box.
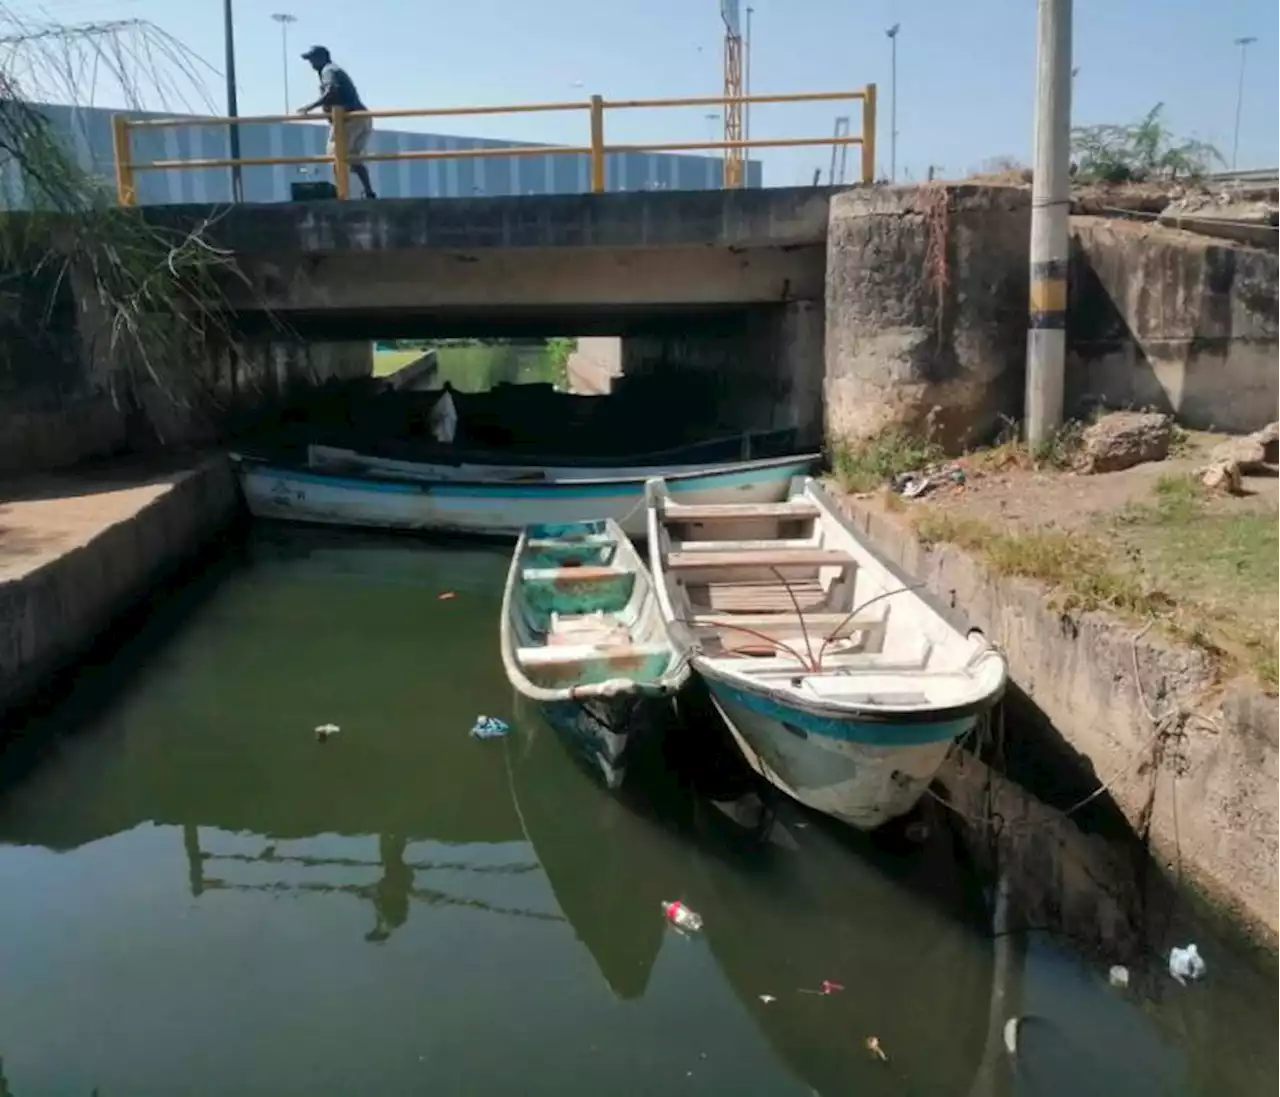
(722, 26, 744, 187)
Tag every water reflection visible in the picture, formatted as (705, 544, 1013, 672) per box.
(0, 525, 1273, 1097)
(181, 825, 562, 942)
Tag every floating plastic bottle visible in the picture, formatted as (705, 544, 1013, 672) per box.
(662, 900, 703, 932)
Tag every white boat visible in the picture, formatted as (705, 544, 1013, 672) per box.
(644, 476, 1008, 831)
(499, 519, 690, 788)
(231, 452, 820, 539)
(305, 440, 790, 483)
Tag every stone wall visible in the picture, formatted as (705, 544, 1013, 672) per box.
(824, 185, 1031, 452)
(1068, 218, 1279, 433)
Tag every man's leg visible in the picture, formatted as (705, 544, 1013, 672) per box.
(349, 118, 376, 199)
(352, 163, 376, 199)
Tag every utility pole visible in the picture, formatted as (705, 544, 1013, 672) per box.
(223, 0, 243, 202)
(271, 13, 297, 113)
(1231, 35, 1256, 170)
(885, 23, 899, 182)
(744, 5, 754, 148)
(1025, 0, 1072, 447)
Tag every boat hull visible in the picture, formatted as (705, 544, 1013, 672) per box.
(537, 694, 672, 791)
(702, 674, 976, 831)
(238, 457, 816, 538)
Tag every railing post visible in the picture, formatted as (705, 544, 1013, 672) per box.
(111, 114, 136, 206)
(331, 107, 351, 199)
(589, 95, 606, 194)
(861, 83, 878, 184)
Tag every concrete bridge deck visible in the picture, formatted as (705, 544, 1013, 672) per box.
(145, 187, 843, 337)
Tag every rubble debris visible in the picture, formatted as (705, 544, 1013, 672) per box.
(1200, 460, 1244, 494)
(1076, 412, 1173, 474)
(1208, 436, 1268, 474)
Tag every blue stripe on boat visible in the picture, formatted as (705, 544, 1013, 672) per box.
(707, 680, 975, 747)
(246, 460, 814, 500)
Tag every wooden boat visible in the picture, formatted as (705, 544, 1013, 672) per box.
(305, 427, 801, 476)
(499, 519, 690, 787)
(644, 476, 1008, 831)
(307, 443, 771, 484)
(231, 452, 820, 539)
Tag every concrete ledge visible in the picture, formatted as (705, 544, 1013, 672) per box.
(828, 488, 1279, 947)
(144, 187, 842, 256)
(0, 456, 238, 723)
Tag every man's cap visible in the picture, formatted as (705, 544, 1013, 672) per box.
(301, 45, 330, 62)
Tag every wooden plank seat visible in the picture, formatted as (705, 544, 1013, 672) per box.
(700, 580, 830, 614)
(663, 501, 821, 521)
(667, 548, 852, 571)
(691, 610, 885, 640)
(517, 641, 672, 689)
(520, 566, 635, 618)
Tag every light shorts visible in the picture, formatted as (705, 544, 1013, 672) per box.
(326, 115, 373, 167)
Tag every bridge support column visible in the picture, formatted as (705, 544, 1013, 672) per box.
(823, 185, 1032, 453)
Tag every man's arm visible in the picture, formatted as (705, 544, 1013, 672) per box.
(297, 69, 338, 114)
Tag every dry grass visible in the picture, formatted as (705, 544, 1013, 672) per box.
(913, 472, 1279, 690)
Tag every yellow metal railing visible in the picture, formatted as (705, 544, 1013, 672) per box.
(110, 86, 876, 205)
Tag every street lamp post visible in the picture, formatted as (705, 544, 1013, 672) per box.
(223, 0, 243, 202)
(886, 23, 899, 182)
(1231, 35, 1256, 170)
(271, 13, 298, 113)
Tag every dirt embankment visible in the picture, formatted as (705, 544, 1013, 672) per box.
(829, 424, 1279, 944)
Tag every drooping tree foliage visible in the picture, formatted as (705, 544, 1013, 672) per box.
(0, 9, 252, 435)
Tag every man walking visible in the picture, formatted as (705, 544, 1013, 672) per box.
(297, 45, 377, 199)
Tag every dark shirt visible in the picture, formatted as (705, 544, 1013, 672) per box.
(318, 63, 366, 112)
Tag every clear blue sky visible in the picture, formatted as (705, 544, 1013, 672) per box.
(26, 0, 1280, 182)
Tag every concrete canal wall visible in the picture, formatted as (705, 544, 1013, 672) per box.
(829, 491, 1279, 948)
(0, 456, 237, 724)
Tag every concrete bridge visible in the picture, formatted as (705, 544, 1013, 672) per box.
(148, 186, 840, 443)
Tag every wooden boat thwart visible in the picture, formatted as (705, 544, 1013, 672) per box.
(500, 519, 690, 788)
(232, 452, 820, 538)
(645, 477, 1008, 831)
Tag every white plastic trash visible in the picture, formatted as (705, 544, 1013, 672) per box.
(1169, 943, 1206, 985)
(428, 387, 457, 444)
(1108, 965, 1130, 988)
(662, 900, 703, 932)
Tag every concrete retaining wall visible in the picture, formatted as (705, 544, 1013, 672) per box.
(824, 185, 1031, 452)
(830, 490, 1279, 946)
(0, 339, 372, 477)
(1068, 218, 1279, 433)
(0, 457, 238, 723)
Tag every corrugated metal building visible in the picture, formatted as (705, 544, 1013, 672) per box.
(33, 103, 761, 205)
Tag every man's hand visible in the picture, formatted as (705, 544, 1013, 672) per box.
(296, 105, 313, 115)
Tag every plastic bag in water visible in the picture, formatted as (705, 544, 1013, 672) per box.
(1169, 943, 1206, 985)
(470, 716, 510, 740)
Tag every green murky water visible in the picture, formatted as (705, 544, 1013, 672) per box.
(0, 526, 1274, 1096)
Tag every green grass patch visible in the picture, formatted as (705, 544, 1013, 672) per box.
(371, 341, 574, 390)
(372, 348, 424, 377)
(830, 429, 945, 493)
